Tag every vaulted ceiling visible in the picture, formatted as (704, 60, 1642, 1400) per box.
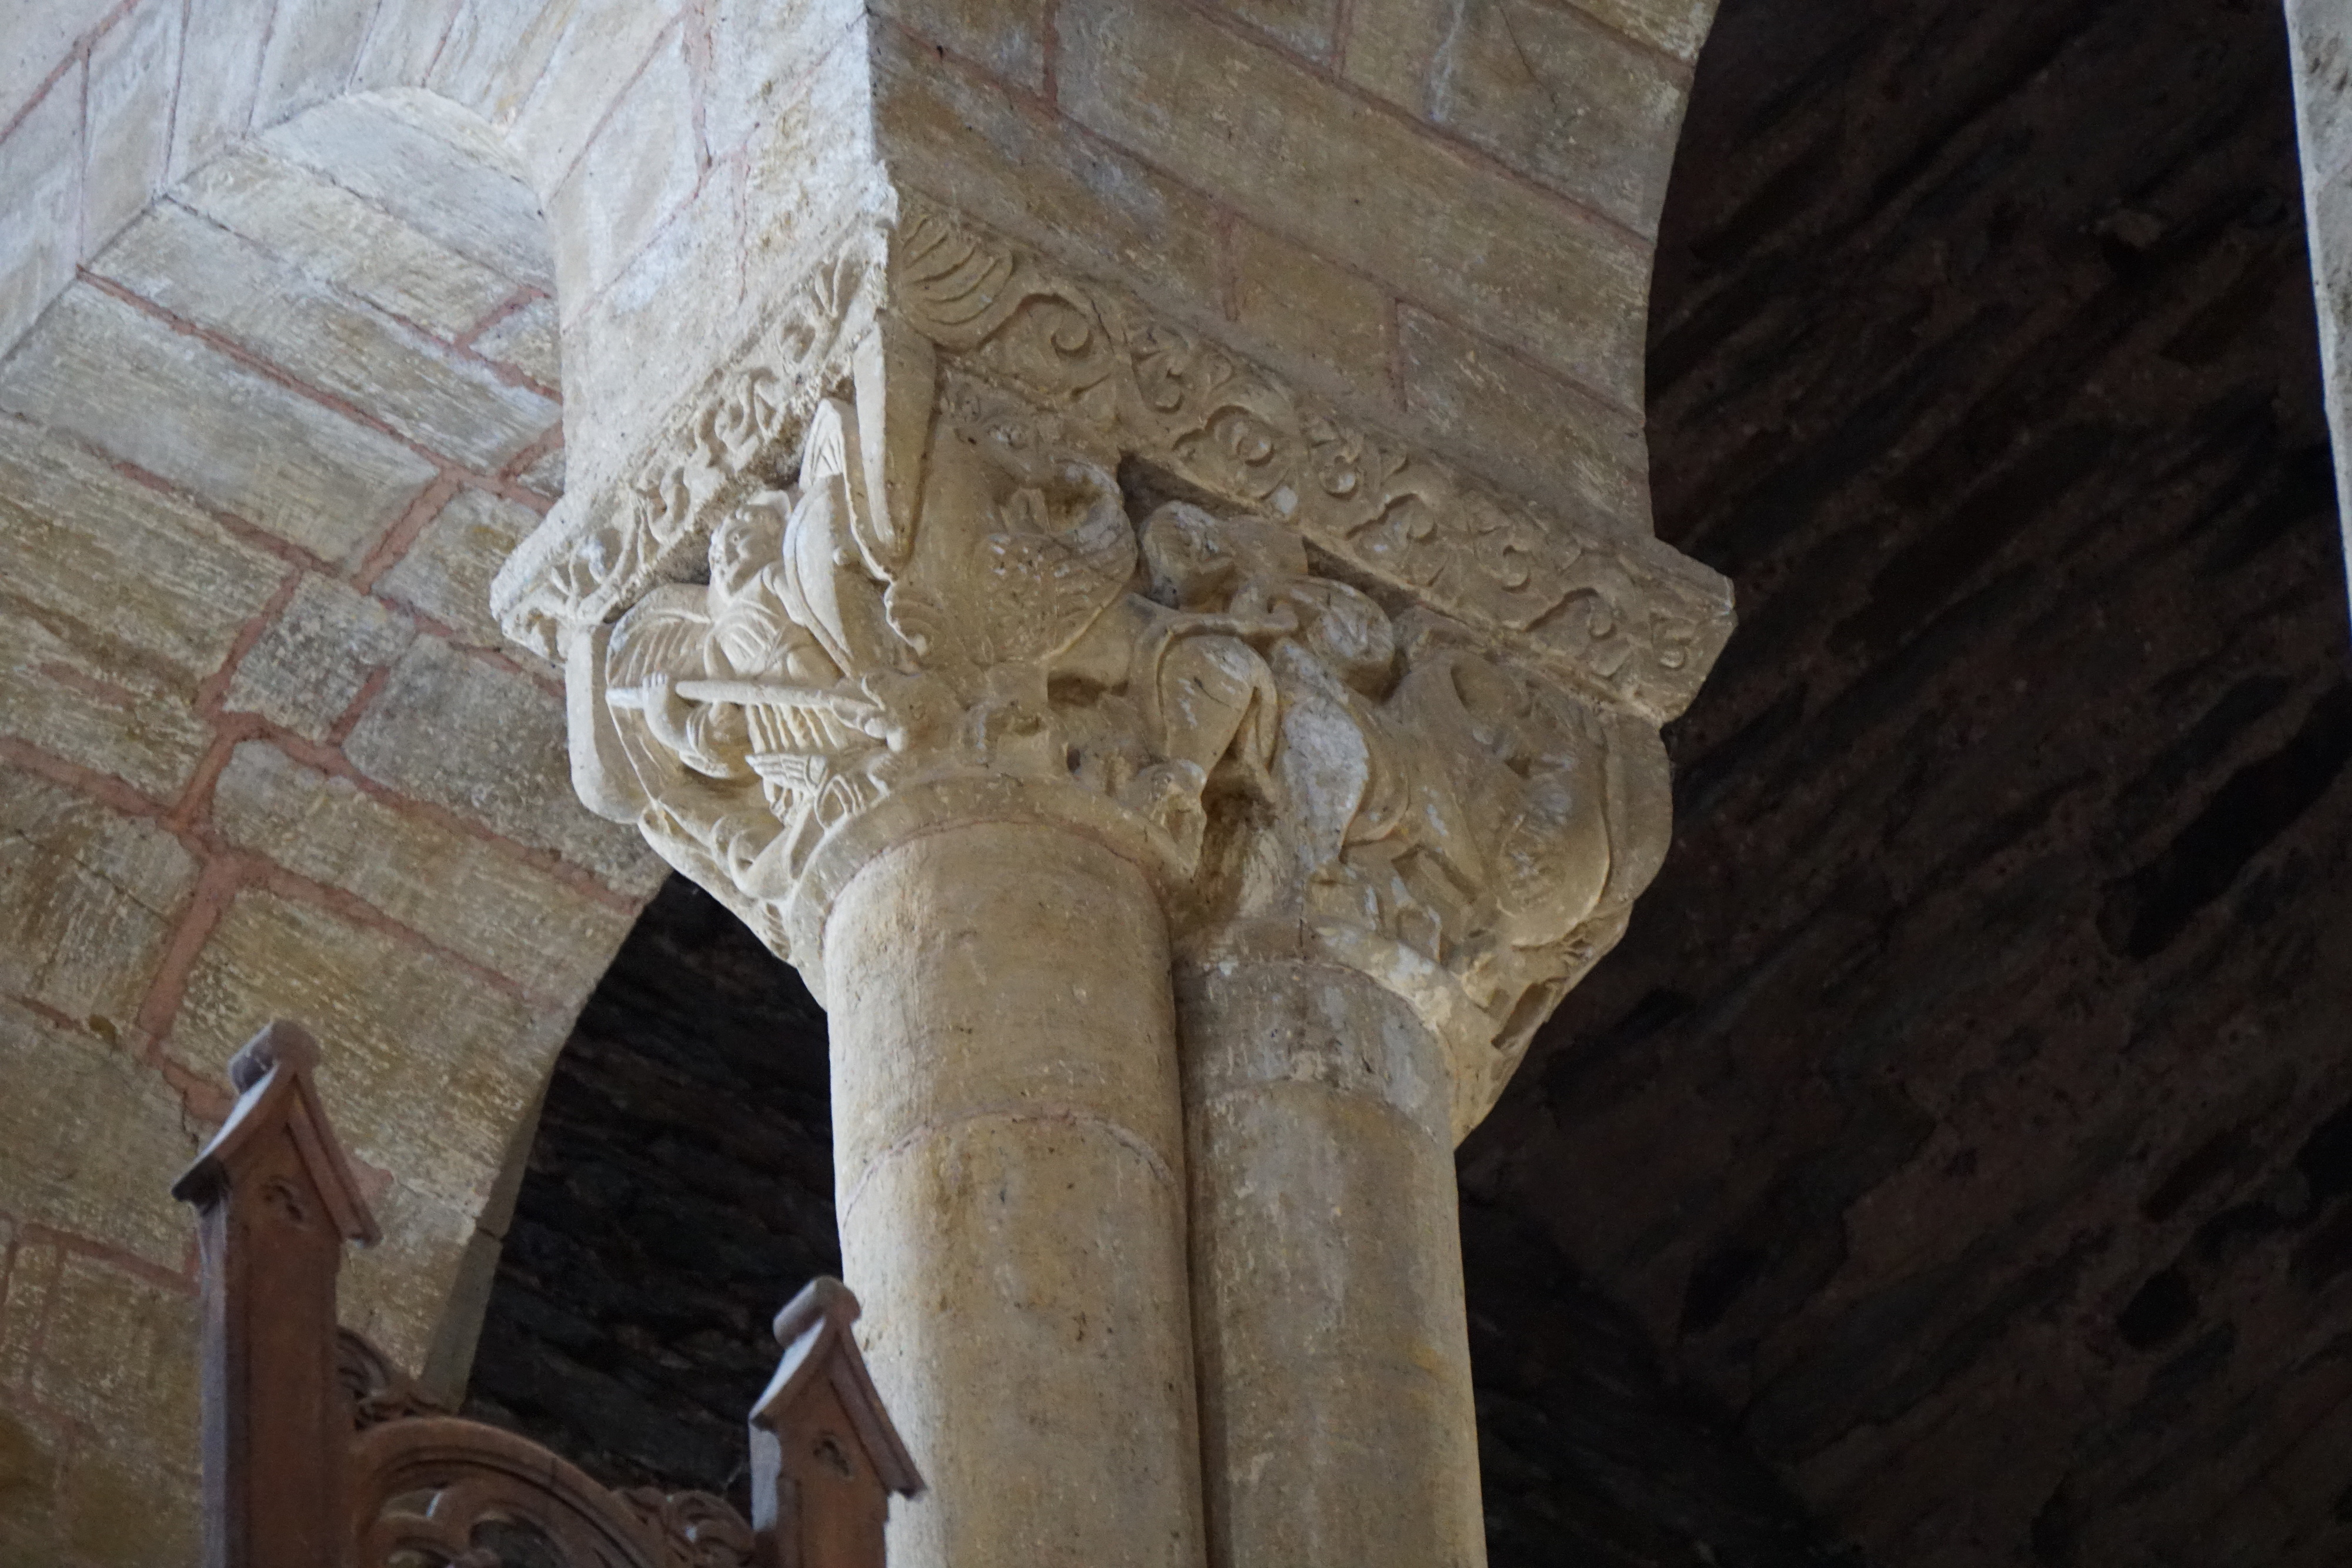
(467, 1, 2352, 1564)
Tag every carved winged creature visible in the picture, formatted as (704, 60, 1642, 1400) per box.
(884, 414, 1137, 684)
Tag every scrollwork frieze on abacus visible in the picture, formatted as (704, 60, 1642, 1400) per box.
(884, 198, 1732, 727)
(496, 200, 1732, 726)
(493, 226, 892, 663)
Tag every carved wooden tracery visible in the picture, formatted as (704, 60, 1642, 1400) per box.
(173, 1022, 920, 1568)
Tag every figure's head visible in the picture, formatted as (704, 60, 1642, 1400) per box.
(1140, 503, 1306, 609)
(709, 494, 789, 599)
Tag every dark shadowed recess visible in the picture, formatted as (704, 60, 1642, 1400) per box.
(471, 0, 2352, 1563)
(1473, 0, 2352, 1562)
(462, 878, 838, 1495)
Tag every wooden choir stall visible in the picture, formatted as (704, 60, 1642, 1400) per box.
(172, 1020, 921, 1568)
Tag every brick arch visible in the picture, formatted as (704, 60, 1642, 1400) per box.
(0, 0, 688, 368)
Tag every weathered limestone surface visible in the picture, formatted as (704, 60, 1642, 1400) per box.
(0, 0, 1739, 1560)
(827, 823, 1203, 1568)
(1179, 955, 1482, 1568)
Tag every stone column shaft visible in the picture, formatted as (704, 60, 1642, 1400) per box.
(1180, 952, 1484, 1568)
(826, 818, 1205, 1568)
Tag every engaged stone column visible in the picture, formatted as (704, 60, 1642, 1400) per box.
(1154, 504, 1676, 1567)
(824, 809, 1198, 1568)
(1180, 950, 1478, 1566)
(495, 203, 1730, 1568)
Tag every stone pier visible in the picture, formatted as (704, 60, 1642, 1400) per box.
(482, 4, 1733, 1563)
(502, 182, 1726, 1568)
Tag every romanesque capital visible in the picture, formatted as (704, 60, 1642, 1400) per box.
(495, 201, 1735, 1136)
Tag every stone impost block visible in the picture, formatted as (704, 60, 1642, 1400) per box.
(1399, 302, 1651, 542)
(872, 0, 1048, 92)
(871, 25, 1224, 329)
(1224, 218, 1393, 402)
(1055, 0, 1651, 410)
(1422, 0, 1691, 237)
(549, 31, 701, 301)
(704, 0, 861, 161)
(509, 0, 683, 188)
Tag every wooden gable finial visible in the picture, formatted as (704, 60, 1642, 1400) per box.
(174, 1020, 380, 1243)
(173, 1020, 380, 1568)
(750, 1276, 923, 1568)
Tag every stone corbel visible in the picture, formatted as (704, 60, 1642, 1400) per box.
(495, 200, 1732, 1138)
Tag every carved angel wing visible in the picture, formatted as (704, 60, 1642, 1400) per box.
(607, 586, 716, 690)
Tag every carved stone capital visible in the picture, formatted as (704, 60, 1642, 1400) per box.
(498, 200, 1731, 1136)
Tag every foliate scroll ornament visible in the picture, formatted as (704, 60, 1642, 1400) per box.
(493, 238, 887, 662)
(885, 200, 1733, 727)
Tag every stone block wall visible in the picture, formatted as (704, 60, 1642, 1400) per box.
(0, 77, 659, 1568)
(547, 0, 1719, 544)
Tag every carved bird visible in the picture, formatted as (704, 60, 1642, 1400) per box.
(969, 460, 1138, 665)
(887, 450, 1138, 680)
